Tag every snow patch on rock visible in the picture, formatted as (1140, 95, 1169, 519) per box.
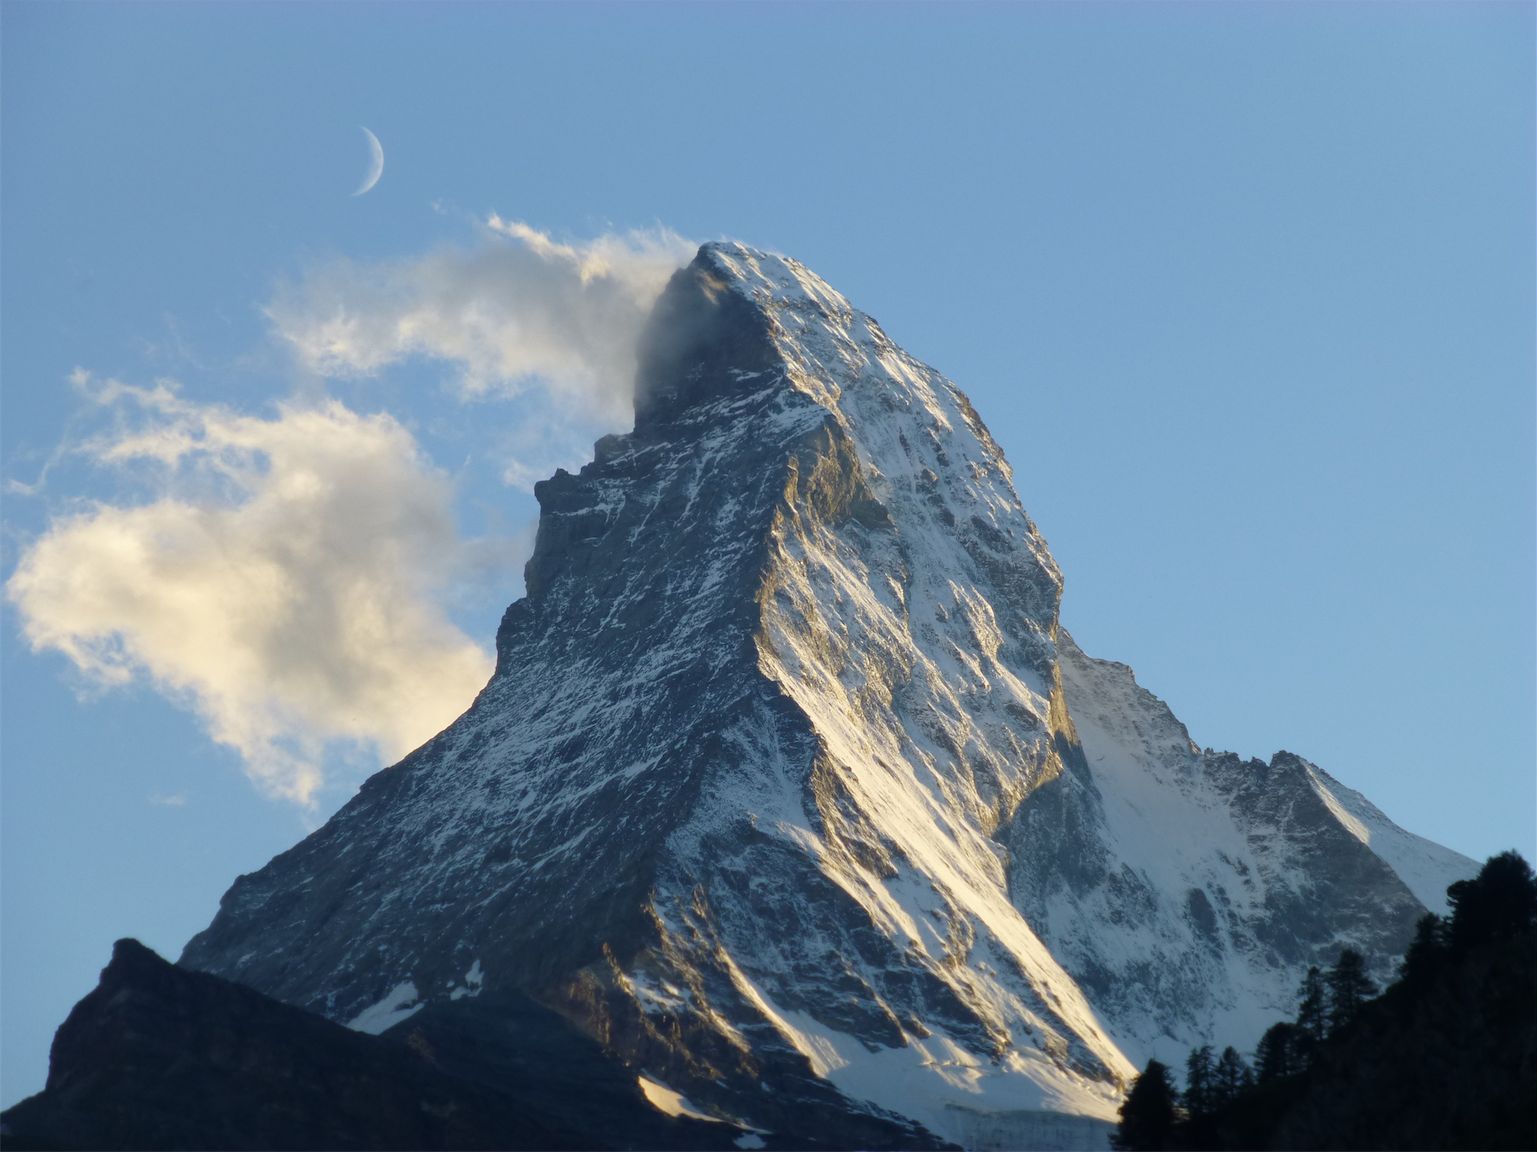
(346, 981, 423, 1035)
(637, 1076, 722, 1124)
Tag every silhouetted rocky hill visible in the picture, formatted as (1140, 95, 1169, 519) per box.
(0, 939, 772, 1151)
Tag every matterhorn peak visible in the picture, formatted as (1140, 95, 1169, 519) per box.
(171, 243, 1472, 1150)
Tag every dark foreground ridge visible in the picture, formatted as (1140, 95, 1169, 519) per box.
(0, 938, 824, 1151)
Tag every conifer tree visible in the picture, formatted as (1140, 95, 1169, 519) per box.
(1254, 1020, 1304, 1082)
(1446, 850, 1537, 953)
(1398, 912, 1447, 985)
(1295, 965, 1327, 1055)
(1183, 1045, 1215, 1119)
(1325, 948, 1377, 1033)
(1212, 1046, 1253, 1105)
(1113, 1059, 1178, 1151)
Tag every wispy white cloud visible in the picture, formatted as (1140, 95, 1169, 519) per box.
(9, 219, 695, 806)
(265, 217, 696, 430)
(5, 374, 503, 805)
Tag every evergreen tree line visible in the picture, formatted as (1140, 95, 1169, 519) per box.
(1114, 851, 1537, 1151)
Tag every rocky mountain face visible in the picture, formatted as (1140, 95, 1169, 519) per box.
(1010, 632, 1474, 1062)
(164, 243, 1474, 1150)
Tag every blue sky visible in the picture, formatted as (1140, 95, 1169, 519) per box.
(2, 2, 1531, 1108)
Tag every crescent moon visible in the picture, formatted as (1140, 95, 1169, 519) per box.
(353, 127, 384, 197)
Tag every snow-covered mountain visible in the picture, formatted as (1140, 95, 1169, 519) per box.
(180, 243, 1474, 1149)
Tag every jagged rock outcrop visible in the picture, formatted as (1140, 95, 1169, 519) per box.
(1007, 632, 1474, 1063)
(0, 939, 744, 1151)
(169, 243, 1473, 1149)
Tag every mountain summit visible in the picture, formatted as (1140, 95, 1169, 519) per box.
(176, 243, 1472, 1148)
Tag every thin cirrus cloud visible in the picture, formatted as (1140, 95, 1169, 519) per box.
(265, 215, 698, 432)
(6, 374, 502, 805)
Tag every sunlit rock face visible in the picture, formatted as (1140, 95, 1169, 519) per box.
(181, 243, 1474, 1149)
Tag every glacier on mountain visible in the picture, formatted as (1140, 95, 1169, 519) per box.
(180, 242, 1474, 1148)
